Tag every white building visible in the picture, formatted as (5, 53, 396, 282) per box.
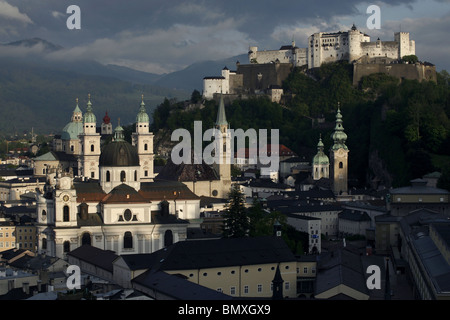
(36, 102, 202, 260)
(284, 213, 321, 254)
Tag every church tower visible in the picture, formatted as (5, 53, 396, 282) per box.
(132, 95, 154, 181)
(213, 95, 231, 197)
(330, 104, 349, 195)
(79, 94, 101, 179)
(312, 134, 329, 180)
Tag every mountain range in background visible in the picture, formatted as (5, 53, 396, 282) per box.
(0, 38, 247, 136)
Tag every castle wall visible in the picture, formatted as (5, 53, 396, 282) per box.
(203, 77, 226, 99)
(353, 63, 437, 86)
(236, 63, 293, 93)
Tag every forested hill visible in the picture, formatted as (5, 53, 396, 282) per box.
(0, 57, 188, 136)
(151, 61, 450, 189)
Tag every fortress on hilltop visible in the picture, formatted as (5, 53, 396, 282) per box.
(203, 25, 436, 101)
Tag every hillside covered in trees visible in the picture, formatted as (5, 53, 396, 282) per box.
(151, 61, 450, 189)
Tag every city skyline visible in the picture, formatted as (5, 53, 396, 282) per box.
(0, 0, 449, 74)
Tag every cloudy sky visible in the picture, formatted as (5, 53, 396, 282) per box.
(0, 0, 449, 74)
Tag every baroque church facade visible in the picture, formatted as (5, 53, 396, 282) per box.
(35, 96, 206, 259)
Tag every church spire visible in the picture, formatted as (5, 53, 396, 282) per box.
(136, 94, 149, 124)
(215, 94, 228, 127)
(83, 93, 96, 124)
(331, 103, 348, 150)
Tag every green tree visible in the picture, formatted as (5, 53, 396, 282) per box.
(190, 90, 202, 104)
(222, 185, 250, 238)
(402, 55, 419, 64)
(437, 165, 450, 191)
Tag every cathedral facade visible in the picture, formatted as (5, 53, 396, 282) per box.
(36, 96, 202, 259)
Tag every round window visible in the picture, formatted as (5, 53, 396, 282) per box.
(124, 209, 132, 221)
(212, 190, 218, 197)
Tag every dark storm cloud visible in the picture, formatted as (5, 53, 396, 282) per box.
(1, 0, 448, 73)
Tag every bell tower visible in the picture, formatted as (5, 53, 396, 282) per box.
(79, 94, 101, 179)
(132, 95, 154, 181)
(213, 95, 231, 197)
(330, 103, 349, 195)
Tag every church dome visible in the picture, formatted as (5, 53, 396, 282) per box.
(313, 152, 329, 165)
(136, 96, 149, 123)
(313, 136, 329, 165)
(61, 121, 83, 140)
(83, 94, 96, 124)
(99, 126, 139, 167)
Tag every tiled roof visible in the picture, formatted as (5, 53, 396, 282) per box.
(67, 245, 119, 273)
(101, 184, 149, 204)
(156, 158, 219, 182)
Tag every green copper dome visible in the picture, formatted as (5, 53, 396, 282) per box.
(331, 106, 348, 150)
(83, 95, 97, 124)
(313, 136, 329, 165)
(61, 98, 83, 140)
(61, 121, 83, 140)
(136, 96, 149, 123)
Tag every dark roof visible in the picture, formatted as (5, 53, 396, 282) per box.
(156, 158, 219, 182)
(119, 253, 158, 271)
(101, 183, 149, 204)
(390, 179, 449, 195)
(99, 140, 139, 167)
(271, 203, 342, 214)
(9, 254, 60, 271)
(315, 248, 374, 298)
(140, 180, 200, 201)
(67, 245, 119, 273)
(133, 270, 232, 300)
(339, 209, 371, 222)
(74, 180, 106, 202)
(0, 248, 31, 261)
(150, 236, 296, 271)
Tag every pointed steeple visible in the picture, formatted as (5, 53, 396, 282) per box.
(215, 94, 228, 127)
(272, 265, 284, 300)
(331, 103, 348, 150)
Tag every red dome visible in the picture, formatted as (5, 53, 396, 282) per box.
(103, 111, 111, 124)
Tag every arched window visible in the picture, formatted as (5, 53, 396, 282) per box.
(339, 162, 343, 169)
(144, 143, 148, 151)
(124, 232, 133, 249)
(42, 210, 47, 217)
(70, 145, 74, 152)
(91, 144, 94, 152)
(42, 238, 47, 250)
(63, 241, 71, 253)
(63, 205, 70, 222)
(120, 171, 126, 182)
(106, 170, 111, 182)
(134, 170, 137, 181)
(81, 232, 91, 246)
(164, 230, 173, 247)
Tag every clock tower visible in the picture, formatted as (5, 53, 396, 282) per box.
(330, 104, 349, 195)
